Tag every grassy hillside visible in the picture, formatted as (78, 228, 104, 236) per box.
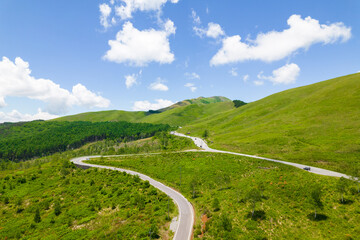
(54, 96, 233, 126)
(0, 154, 175, 239)
(180, 73, 360, 174)
(88, 152, 360, 239)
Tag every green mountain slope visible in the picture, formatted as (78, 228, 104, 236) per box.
(180, 73, 360, 174)
(54, 96, 233, 126)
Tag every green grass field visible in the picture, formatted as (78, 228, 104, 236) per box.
(0, 154, 176, 239)
(180, 73, 360, 175)
(54, 96, 233, 127)
(87, 152, 360, 239)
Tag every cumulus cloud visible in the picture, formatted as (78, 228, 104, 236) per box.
(258, 63, 300, 85)
(132, 99, 174, 111)
(115, 0, 179, 20)
(185, 72, 200, 80)
(149, 78, 169, 91)
(184, 83, 197, 92)
(0, 57, 110, 114)
(125, 70, 141, 88)
(211, 15, 351, 65)
(0, 108, 59, 123)
(103, 20, 175, 66)
(229, 68, 238, 77)
(99, 3, 112, 29)
(194, 22, 225, 39)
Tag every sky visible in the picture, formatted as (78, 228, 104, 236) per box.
(0, 0, 359, 122)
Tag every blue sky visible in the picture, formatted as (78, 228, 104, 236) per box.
(0, 0, 359, 122)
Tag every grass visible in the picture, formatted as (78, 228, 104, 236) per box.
(87, 152, 360, 239)
(73, 132, 198, 156)
(54, 97, 233, 127)
(180, 73, 360, 175)
(0, 153, 176, 239)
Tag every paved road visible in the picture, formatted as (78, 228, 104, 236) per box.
(171, 131, 352, 179)
(71, 156, 194, 240)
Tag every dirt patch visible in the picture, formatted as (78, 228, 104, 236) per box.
(199, 214, 209, 237)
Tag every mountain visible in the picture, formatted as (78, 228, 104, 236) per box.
(54, 96, 233, 126)
(180, 73, 360, 174)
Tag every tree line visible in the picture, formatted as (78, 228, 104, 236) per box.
(0, 120, 172, 161)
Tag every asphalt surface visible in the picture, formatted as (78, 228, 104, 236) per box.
(171, 131, 352, 179)
(71, 156, 194, 240)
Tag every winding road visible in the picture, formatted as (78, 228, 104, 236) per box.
(171, 131, 352, 179)
(70, 131, 354, 240)
(71, 156, 194, 240)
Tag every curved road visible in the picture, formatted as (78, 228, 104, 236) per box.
(171, 131, 352, 179)
(71, 156, 194, 240)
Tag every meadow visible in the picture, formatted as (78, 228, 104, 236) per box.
(88, 152, 360, 239)
(0, 153, 176, 239)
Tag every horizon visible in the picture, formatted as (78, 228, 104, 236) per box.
(0, 0, 359, 122)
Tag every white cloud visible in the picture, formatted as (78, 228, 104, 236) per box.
(185, 72, 200, 80)
(103, 20, 175, 66)
(72, 84, 110, 108)
(184, 83, 197, 92)
(211, 14, 351, 65)
(229, 68, 238, 77)
(253, 80, 264, 86)
(0, 57, 110, 114)
(194, 22, 224, 39)
(149, 78, 169, 91)
(0, 108, 59, 123)
(110, 0, 115, 5)
(99, 3, 112, 29)
(191, 9, 201, 25)
(125, 70, 141, 89)
(115, 0, 179, 20)
(243, 74, 249, 82)
(132, 99, 174, 111)
(258, 63, 300, 85)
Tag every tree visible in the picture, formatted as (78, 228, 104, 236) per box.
(246, 187, 262, 217)
(202, 129, 209, 138)
(34, 208, 41, 223)
(233, 100, 246, 108)
(190, 178, 199, 199)
(310, 185, 323, 219)
(351, 166, 360, 193)
(336, 177, 349, 203)
(220, 214, 232, 232)
(212, 198, 220, 212)
(54, 200, 61, 216)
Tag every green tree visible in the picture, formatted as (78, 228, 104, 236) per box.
(220, 214, 232, 232)
(34, 208, 41, 223)
(310, 185, 323, 219)
(336, 177, 349, 203)
(232, 100, 246, 108)
(246, 187, 262, 217)
(54, 200, 61, 216)
(202, 129, 209, 138)
(351, 166, 360, 193)
(190, 178, 199, 199)
(212, 198, 220, 212)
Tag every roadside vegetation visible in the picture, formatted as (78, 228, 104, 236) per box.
(0, 120, 171, 161)
(74, 132, 197, 156)
(0, 153, 176, 239)
(88, 152, 360, 239)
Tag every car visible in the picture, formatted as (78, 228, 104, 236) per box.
(303, 167, 311, 171)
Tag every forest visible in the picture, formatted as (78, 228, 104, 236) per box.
(0, 120, 172, 162)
